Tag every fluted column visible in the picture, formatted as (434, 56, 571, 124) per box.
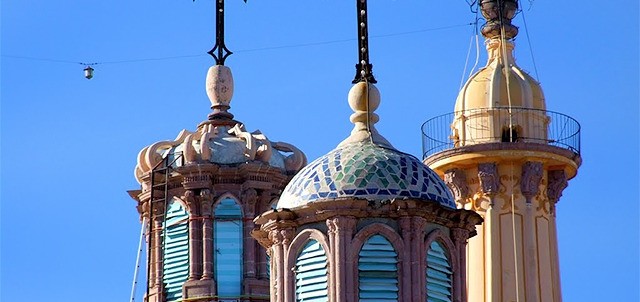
(452, 228, 470, 302)
(327, 216, 356, 302)
(398, 217, 413, 301)
(269, 230, 284, 302)
(412, 217, 427, 302)
(478, 162, 499, 302)
(547, 170, 568, 302)
(280, 228, 296, 302)
(521, 161, 543, 302)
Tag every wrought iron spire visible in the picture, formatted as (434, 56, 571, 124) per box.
(352, 0, 376, 83)
(207, 0, 246, 65)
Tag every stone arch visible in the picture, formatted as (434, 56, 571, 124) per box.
(424, 229, 458, 301)
(286, 229, 331, 302)
(424, 229, 458, 273)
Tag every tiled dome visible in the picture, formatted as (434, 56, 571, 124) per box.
(276, 82, 455, 209)
(277, 140, 455, 209)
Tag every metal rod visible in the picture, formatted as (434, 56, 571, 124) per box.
(352, 0, 376, 83)
(208, 0, 233, 65)
(130, 217, 147, 302)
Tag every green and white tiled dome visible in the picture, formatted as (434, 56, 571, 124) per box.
(276, 82, 455, 209)
(277, 140, 455, 209)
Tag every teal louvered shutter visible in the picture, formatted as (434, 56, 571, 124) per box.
(426, 241, 452, 302)
(295, 240, 328, 302)
(163, 200, 189, 302)
(214, 198, 243, 299)
(358, 234, 399, 301)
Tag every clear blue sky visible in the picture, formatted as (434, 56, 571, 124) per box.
(2, 1, 638, 301)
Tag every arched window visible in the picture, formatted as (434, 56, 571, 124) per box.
(358, 234, 399, 301)
(214, 198, 243, 298)
(295, 240, 328, 301)
(163, 199, 189, 302)
(426, 241, 452, 302)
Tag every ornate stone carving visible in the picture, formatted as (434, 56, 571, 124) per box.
(280, 228, 296, 246)
(273, 142, 308, 173)
(451, 228, 470, 245)
(477, 163, 499, 195)
(521, 161, 543, 201)
(199, 189, 214, 214)
(242, 188, 258, 218)
(444, 168, 469, 203)
(547, 170, 568, 203)
(183, 190, 199, 215)
(326, 216, 356, 235)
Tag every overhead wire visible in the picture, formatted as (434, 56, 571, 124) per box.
(1, 23, 471, 67)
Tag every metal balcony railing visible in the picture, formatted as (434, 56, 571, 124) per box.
(421, 107, 581, 160)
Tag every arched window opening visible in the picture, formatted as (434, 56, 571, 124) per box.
(426, 241, 452, 302)
(214, 198, 243, 299)
(358, 234, 399, 301)
(501, 125, 520, 142)
(163, 199, 189, 302)
(295, 240, 328, 301)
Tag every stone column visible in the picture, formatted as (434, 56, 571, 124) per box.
(184, 190, 203, 281)
(200, 190, 214, 281)
(268, 230, 284, 302)
(521, 161, 543, 302)
(242, 188, 258, 279)
(452, 228, 470, 302)
(547, 170, 568, 302)
(412, 217, 427, 302)
(280, 228, 296, 302)
(478, 162, 499, 302)
(151, 201, 166, 289)
(398, 217, 413, 301)
(327, 216, 356, 302)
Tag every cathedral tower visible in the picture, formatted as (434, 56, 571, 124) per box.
(421, 1, 581, 301)
(252, 1, 482, 301)
(128, 2, 306, 301)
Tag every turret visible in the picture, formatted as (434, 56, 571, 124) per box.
(421, 1, 581, 301)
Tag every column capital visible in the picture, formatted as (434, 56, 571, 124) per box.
(521, 161, 543, 201)
(477, 162, 499, 196)
(444, 168, 470, 204)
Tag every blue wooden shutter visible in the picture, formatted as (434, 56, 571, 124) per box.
(214, 198, 243, 298)
(358, 234, 399, 301)
(426, 241, 452, 302)
(295, 240, 328, 302)
(163, 200, 189, 302)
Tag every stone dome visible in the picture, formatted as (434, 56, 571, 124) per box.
(454, 39, 546, 112)
(134, 65, 306, 183)
(276, 82, 455, 209)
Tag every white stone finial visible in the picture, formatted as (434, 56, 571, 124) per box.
(206, 65, 235, 119)
(338, 81, 393, 148)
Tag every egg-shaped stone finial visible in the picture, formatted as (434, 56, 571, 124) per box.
(338, 82, 392, 148)
(206, 65, 235, 120)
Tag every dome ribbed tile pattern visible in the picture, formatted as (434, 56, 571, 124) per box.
(277, 141, 455, 209)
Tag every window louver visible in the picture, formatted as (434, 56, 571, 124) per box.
(163, 200, 189, 302)
(358, 234, 399, 301)
(214, 198, 243, 299)
(426, 241, 452, 302)
(295, 240, 328, 302)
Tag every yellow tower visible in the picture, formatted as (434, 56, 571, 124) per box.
(421, 1, 581, 301)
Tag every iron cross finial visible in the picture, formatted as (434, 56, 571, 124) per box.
(207, 0, 247, 65)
